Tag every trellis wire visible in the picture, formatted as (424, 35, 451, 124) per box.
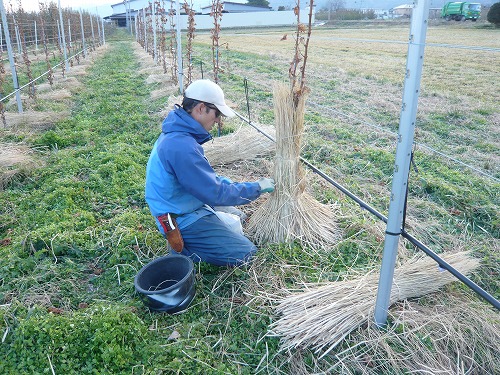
(232, 109, 499, 312)
(0, 46, 94, 104)
(312, 36, 500, 53)
(132, 10, 497, 309)
(307, 101, 500, 183)
(191, 53, 499, 184)
(0, 2, 104, 112)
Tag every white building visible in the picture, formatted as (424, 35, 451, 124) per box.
(105, 0, 314, 29)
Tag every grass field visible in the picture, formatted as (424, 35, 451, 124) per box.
(0, 22, 499, 374)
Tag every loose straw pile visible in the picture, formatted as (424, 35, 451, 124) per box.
(248, 82, 339, 247)
(203, 124, 275, 166)
(271, 251, 480, 356)
(0, 143, 38, 189)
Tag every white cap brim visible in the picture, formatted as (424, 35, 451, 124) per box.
(215, 103, 235, 118)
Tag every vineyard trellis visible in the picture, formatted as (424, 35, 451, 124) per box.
(0, 0, 106, 120)
(0, 0, 498, 371)
(132, 0, 498, 313)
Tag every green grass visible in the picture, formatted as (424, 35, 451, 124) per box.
(1, 25, 499, 374)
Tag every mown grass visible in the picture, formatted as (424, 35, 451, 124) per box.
(0, 31, 289, 374)
(192, 24, 499, 345)
(1, 24, 498, 374)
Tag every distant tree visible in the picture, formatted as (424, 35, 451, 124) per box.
(325, 0, 345, 21)
(328, 0, 345, 12)
(278, 6, 286, 11)
(246, 0, 270, 8)
(487, 2, 500, 27)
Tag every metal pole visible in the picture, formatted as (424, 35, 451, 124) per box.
(101, 18, 105, 45)
(57, 20, 61, 48)
(152, 0, 157, 63)
(79, 9, 86, 58)
(374, 0, 430, 327)
(15, 24, 21, 54)
(0, 0, 22, 113)
(68, 18, 72, 47)
(34, 21, 38, 51)
(135, 15, 138, 41)
(57, 0, 69, 71)
(90, 15, 95, 45)
(126, 0, 130, 33)
(125, 0, 128, 32)
(127, 0, 132, 34)
(176, 0, 183, 93)
(96, 14, 101, 45)
(143, 7, 147, 53)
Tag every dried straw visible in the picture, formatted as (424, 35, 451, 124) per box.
(271, 251, 480, 356)
(333, 294, 500, 374)
(37, 89, 72, 101)
(203, 124, 275, 166)
(247, 82, 339, 247)
(0, 143, 33, 168)
(4, 111, 70, 131)
(0, 143, 38, 189)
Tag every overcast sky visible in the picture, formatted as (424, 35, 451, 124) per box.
(8, 0, 116, 15)
(12, 0, 497, 17)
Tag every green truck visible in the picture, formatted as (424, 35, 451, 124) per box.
(442, 2, 481, 21)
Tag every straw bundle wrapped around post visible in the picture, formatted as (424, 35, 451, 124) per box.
(247, 82, 339, 247)
(271, 251, 480, 356)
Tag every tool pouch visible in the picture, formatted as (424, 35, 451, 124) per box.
(157, 214, 184, 253)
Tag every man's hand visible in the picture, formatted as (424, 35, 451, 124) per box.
(258, 178, 275, 193)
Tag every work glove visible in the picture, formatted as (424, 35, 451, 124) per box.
(258, 178, 275, 193)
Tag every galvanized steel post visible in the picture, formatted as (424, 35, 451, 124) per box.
(101, 18, 105, 45)
(79, 9, 86, 58)
(0, 0, 22, 113)
(374, 0, 430, 327)
(58, 0, 69, 71)
(152, 0, 157, 63)
(176, 0, 183, 94)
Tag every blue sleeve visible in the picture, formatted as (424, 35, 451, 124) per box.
(170, 141, 261, 206)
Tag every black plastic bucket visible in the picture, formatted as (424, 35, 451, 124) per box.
(134, 254, 195, 313)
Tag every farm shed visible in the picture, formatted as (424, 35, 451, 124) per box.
(105, 0, 313, 29)
(392, 4, 413, 17)
(106, 0, 167, 27)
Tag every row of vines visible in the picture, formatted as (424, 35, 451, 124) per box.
(135, 0, 224, 88)
(0, 1, 105, 123)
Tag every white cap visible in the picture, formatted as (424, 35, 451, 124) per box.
(184, 79, 235, 117)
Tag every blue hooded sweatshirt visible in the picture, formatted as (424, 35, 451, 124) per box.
(145, 105, 262, 234)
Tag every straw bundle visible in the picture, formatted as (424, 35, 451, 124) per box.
(271, 251, 480, 356)
(203, 124, 275, 166)
(333, 294, 500, 374)
(247, 82, 339, 247)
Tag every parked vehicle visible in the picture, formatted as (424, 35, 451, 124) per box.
(442, 2, 481, 21)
